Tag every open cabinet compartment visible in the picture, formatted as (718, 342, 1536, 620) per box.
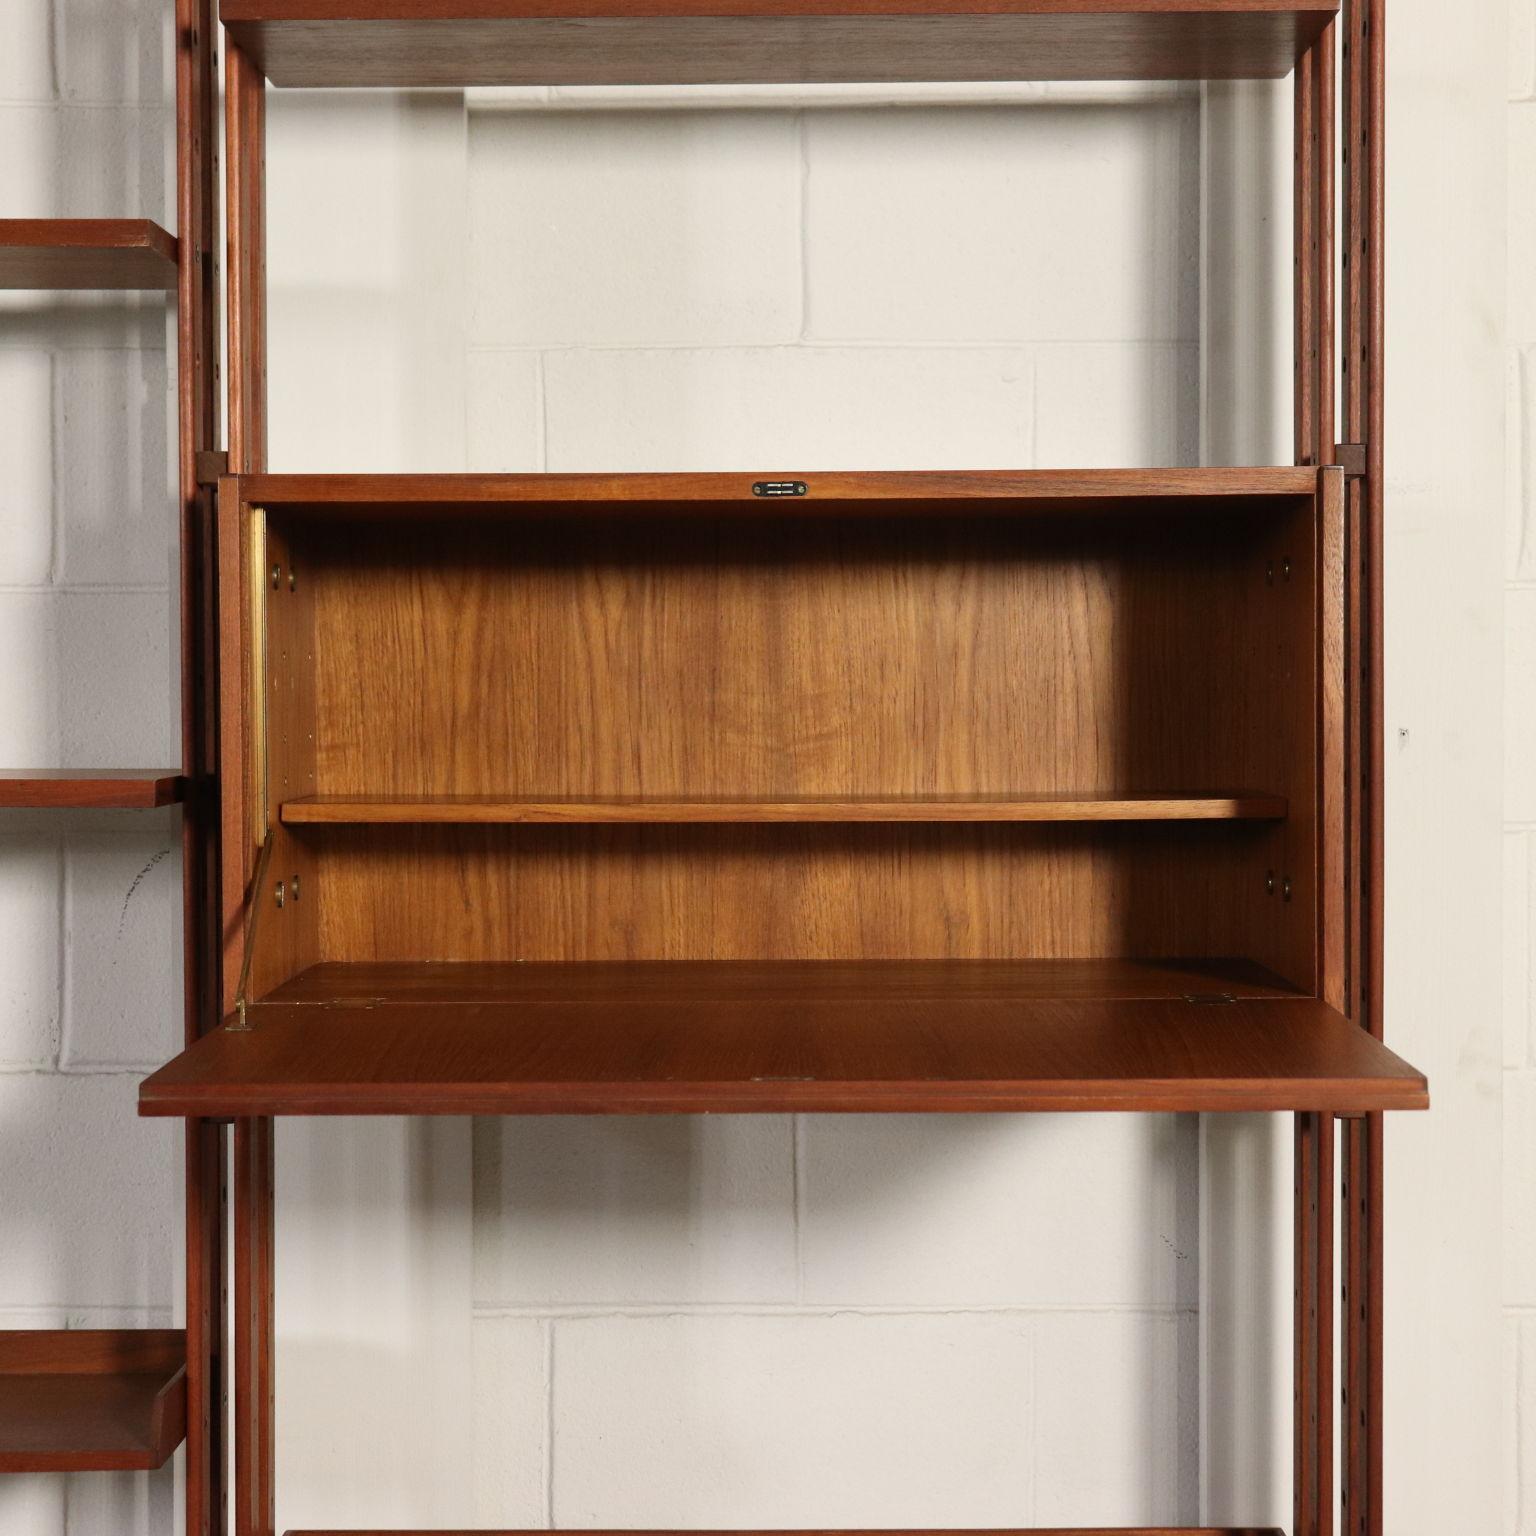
(139, 469, 1425, 1115)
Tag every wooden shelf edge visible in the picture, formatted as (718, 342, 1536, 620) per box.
(223, 2, 1334, 88)
(233, 465, 1322, 513)
(283, 1527, 1287, 1535)
(279, 792, 1289, 826)
(0, 1328, 187, 1473)
(0, 219, 178, 290)
(136, 973, 1429, 1119)
(0, 771, 187, 810)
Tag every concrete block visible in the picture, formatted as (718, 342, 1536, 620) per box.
(544, 345, 1032, 470)
(468, 106, 801, 347)
(60, 829, 179, 1070)
(0, 830, 62, 1069)
(1033, 1308, 1189, 1525)
(0, 1073, 175, 1309)
(805, 99, 1198, 343)
(551, 1311, 1032, 1526)
(1506, 1073, 1536, 1307)
(472, 1316, 549, 1527)
(1033, 342, 1198, 467)
(54, 347, 174, 587)
(799, 1113, 1196, 1308)
(0, 349, 54, 586)
(466, 351, 544, 472)
(473, 1116, 796, 1307)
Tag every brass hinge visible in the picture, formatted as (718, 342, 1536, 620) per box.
(1334, 442, 1367, 478)
(230, 829, 274, 1032)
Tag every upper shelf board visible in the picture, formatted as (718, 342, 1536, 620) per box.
(280, 791, 1290, 824)
(138, 959, 1428, 1117)
(0, 220, 177, 290)
(0, 771, 187, 810)
(233, 466, 1322, 519)
(221, 0, 1336, 86)
(0, 1330, 187, 1474)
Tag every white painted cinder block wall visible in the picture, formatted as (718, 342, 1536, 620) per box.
(0, 0, 1511, 1532)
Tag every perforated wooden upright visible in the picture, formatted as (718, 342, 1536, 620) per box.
(6, 0, 1416, 1531)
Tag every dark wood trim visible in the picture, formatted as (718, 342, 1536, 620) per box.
(233, 1120, 275, 1536)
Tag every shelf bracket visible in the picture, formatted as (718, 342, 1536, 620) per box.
(194, 449, 228, 486)
(1334, 442, 1367, 478)
(230, 829, 274, 1032)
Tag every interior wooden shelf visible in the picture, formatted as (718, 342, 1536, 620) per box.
(0, 1330, 187, 1473)
(229, 466, 1320, 518)
(279, 791, 1289, 826)
(285, 1528, 1285, 1535)
(0, 220, 178, 290)
(138, 959, 1427, 1117)
(221, 0, 1336, 88)
(0, 771, 187, 809)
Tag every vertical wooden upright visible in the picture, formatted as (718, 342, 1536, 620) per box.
(1340, 0, 1387, 1531)
(175, 2, 226, 1533)
(225, 32, 274, 1536)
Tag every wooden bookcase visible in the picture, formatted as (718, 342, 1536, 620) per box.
(0, 0, 1412, 1531)
(0, 5, 220, 1493)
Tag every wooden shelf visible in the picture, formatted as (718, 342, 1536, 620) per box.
(138, 959, 1427, 1117)
(0, 771, 187, 809)
(280, 791, 1289, 826)
(229, 466, 1319, 519)
(286, 1528, 1285, 1535)
(221, 0, 1335, 87)
(0, 220, 178, 290)
(0, 1330, 187, 1473)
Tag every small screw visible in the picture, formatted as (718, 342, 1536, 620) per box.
(1282, 877, 1293, 901)
(271, 564, 281, 590)
(291, 875, 301, 901)
(289, 568, 297, 592)
(1282, 557, 1292, 580)
(274, 880, 286, 909)
(1266, 560, 1275, 584)
(1266, 870, 1276, 895)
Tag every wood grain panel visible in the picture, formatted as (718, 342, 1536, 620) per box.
(220, 3, 1336, 87)
(0, 219, 177, 289)
(306, 822, 1278, 963)
(137, 973, 1427, 1116)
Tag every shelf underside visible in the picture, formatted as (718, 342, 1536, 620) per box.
(286, 1529, 1284, 1535)
(0, 220, 177, 290)
(0, 771, 187, 809)
(231, 466, 1319, 518)
(138, 959, 1426, 1116)
(222, 1, 1335, 87)
(0, 1330, 187, 1473)
(280, 791, 1289, 825)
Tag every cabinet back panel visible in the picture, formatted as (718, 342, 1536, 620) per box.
(298, 511, 1309, 801)
(304, 821, 1290, 964)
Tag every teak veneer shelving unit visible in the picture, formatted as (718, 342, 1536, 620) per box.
(0, 0, 219, 1490)
(0, 0, 1413, 1532)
